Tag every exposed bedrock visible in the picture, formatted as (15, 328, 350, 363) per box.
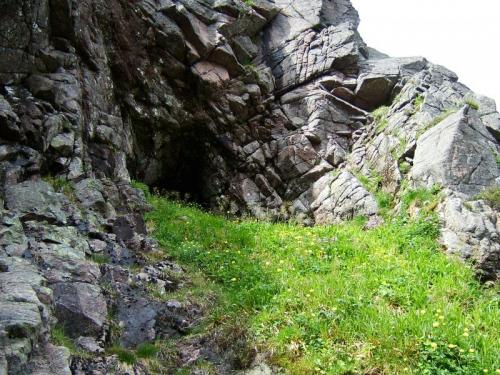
(0, 0, 499, 372)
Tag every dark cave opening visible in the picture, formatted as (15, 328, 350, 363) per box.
(150, 128, 213, 207)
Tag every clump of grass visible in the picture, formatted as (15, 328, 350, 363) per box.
(414, 94, 425, 111)
(145, 194, 500, 374)
(108, 346, 137, 365)
(51, 326, 78, 353)
(354, 169, 394, 216)
(401, 184, 443, 216)
(475, 186, 500, 209)
(463, 98, 480, 110)
(492, 148, 500, 168)
(407, 94, 425, 116)
(136, 342, 158, 359)
(44, 176, 75, 199)
(372, 105, 390, 133)
(90, 253, 110, 264)
(131, 180, 152, 199)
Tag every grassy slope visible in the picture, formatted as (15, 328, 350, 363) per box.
(142, 186, 499, 374)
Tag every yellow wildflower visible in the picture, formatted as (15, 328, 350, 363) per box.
(432, 322, 440, 328)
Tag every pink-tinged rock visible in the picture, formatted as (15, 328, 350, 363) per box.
(192, 62, 230, 87)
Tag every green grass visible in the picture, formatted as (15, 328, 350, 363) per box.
(51, 326, 78, 353)
(475, 186, 500, 209)
(51, 325, 93, 358)
(136, 342, 158, 359)
(108, 346, 137, 365)
(44, 176, 75, 199)
(90, 253, 110, 264)
(399, 161, 412, 174)
(372, 106, 390, 133)
(464, 98, 480, 110)
(414, 95, 425, 111)
(145, 193, 500, 374)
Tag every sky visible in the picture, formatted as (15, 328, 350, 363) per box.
(350, 0, 500, 106)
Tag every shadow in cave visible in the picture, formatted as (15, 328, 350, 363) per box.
(151, 128, 212, 207)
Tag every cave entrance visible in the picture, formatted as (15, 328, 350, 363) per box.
(154, 127, 212, 206)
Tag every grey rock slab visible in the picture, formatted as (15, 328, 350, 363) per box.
(309, 171, 379, 224)
(440, 196, 499, 280)
(265, 24, 361, 92)
(53, 282, 107, 338)
(117, 297, 158, 348)
(4, 180, 68, 224)
(27, 344, 71, 375)
(264, 0, 359, 50)
(411, 107, 500, 197)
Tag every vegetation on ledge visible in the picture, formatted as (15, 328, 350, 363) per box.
(140, 183, 499, 374)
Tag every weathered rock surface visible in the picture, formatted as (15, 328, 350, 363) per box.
(0, 0, 498, 372)
(411, 107, 500, 196)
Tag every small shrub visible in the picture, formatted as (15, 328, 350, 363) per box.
(492, 148, 500, 168)
(399, 161, 411, 174)
(414, 94, 424, 110)
(407, 94, 424, 115)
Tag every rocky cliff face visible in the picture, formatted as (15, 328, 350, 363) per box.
(0, 0, 499, 373)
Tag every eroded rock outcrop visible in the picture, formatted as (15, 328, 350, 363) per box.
(0, 0, 498, 372)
